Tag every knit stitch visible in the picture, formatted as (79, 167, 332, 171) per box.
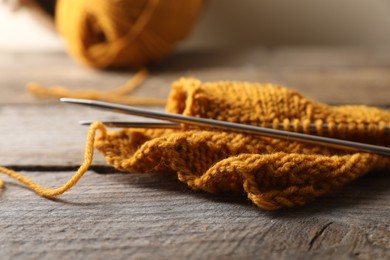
(95, 78, 390, 210)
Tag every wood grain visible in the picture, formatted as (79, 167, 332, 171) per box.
(1, 48, 390, 106)
(0, 170, 389, 260)
(0, 104, 159, 166)
(0, 48, 389, 259)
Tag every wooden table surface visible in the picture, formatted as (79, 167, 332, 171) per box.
(0, 48, 389, 259)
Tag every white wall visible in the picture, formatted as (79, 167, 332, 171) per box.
(0, 7, 61, 51)
(185, 0, 390, 48)
(1, 0, 390, 51)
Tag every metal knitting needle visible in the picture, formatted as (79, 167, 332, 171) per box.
(61, 98, 390, 156)
(79, 121, 181, 129)
(77, 121, 390, 135)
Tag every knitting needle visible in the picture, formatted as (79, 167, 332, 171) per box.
(77, 121, 390, 135)
(80, 121, 181, 129)
(61, 98, 390, 156)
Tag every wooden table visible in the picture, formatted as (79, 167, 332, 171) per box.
(0, 48, 389, 259)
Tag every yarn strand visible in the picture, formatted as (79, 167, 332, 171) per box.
(0, 122, 106, 197)
(27, 69, 166, 106)
(109, 68, 149, 95)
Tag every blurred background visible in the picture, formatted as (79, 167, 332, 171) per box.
(2, 0, 390, 51)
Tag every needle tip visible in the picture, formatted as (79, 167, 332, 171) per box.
(60, 97, 85, 103)
(78, 120, 92, 126)
(60, 98, 96, 106)
(60, 97, 71, 102)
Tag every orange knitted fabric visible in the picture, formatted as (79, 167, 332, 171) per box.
(95, 78, 390, 210)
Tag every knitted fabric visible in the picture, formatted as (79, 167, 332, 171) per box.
(95, 78, 390, 210)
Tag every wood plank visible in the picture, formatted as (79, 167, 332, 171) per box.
(1, 48, 390, 106)
(0, 170, 389, 259)
(0, 104, 164, 166)
(1, 48, 389, 259)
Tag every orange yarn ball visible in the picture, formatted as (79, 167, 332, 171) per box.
(55, 0, 204, 69)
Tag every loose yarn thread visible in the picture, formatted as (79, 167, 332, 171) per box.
(27, 69, 166, 106)
(0, 122, 106, 196)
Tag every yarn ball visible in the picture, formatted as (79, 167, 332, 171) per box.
(55, 0, 204, 69)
